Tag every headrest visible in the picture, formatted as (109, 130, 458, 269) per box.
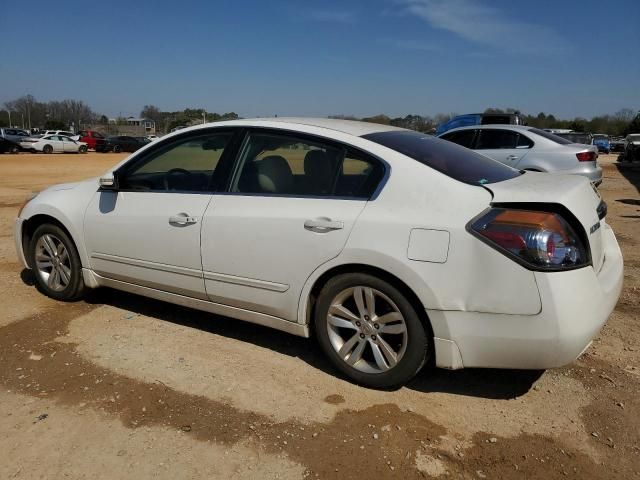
(256, 155, 293, 193)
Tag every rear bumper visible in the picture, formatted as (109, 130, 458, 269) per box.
(430, 223, 623, 370)
(559, 164, 603, 185)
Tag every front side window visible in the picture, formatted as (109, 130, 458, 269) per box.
(232, 132, 384, 198)
(118, 132, 233, 192)
(475, 129, 519, 149)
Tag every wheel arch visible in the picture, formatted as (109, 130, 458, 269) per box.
(21, 214, 82, 269)
(302, 262, 434, 342)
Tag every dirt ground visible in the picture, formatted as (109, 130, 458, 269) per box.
(0, 152, 638, 479)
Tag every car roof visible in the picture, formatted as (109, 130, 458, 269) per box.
(176, 117, 406, 138)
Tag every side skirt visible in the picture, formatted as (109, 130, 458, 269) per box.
(88, 270, 310, 338)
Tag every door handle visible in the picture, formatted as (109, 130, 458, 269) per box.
(506, 155, 519, 161)
(169, 213, 198, 226)
(304, 218, 344, 231)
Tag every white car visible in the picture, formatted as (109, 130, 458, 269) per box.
(22, 135, 88, 154)
(39, 130, 80, 140)
(14, 118, 623, 388)
(146, 135, 160, 141)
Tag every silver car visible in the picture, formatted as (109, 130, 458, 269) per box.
(439, 125, 602, 185)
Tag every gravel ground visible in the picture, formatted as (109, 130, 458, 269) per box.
(0, 152, 638, 479)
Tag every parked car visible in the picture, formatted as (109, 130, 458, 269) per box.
(620, 134, 640, 163)
(103, 136, 146, 153)
(77, 130, 107, 151)
(0, 137, 21, 154)
(610, 137, 625, 153)
(554, 131, 593, 146)
(147, 134, 160, 141)
(39, 130, 78, 140)
(14, 118, 622, 388)
(435, 112, 525, 135)
(592, 134, 611, 154)
(1, 127, 36, 145)
(21, 135, 88, 154)
(439, 125, 602, 185)
(134, 136, 152, 145)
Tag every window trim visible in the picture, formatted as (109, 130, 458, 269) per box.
(111, 127, 244, 194)
(222, 127, 390, 201)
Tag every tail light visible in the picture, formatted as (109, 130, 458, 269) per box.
(576, 151, 596, 162)
(469, 208, 588, 270)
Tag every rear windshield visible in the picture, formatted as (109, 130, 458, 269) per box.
(529, 128, 573, 145)
(362, 131, 521, 186)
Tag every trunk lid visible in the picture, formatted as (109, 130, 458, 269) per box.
(483, 171, 605, 271)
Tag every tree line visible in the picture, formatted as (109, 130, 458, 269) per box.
(1, 95, 97, 130)
(333, 107, 640, 137)
(1, 95, 638, 136)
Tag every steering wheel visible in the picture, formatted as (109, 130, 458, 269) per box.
(163, 168, 191, 190)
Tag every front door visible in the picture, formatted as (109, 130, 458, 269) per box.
(201, 129, 386, 321)
(474, 128, 531, 167)
(84, 129, 237, 299)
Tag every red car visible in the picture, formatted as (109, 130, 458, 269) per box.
(77, 130, 106, 151)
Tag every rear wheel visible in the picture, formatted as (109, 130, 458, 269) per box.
(28, 224, 86, 301)
(9, 145, 19, 154)
(112, 145, 122, 153)
(315, 273, 430, 389)
(43, 144, 53, 154)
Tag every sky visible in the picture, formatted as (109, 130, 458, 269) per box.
(1, 0, 638, 119)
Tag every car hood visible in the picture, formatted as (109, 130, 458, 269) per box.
(45, 177, 97, 192)
(483, 172, 605, 271)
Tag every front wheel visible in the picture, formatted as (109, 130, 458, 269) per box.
(112, 145, 122, 153)
(10, 145, 19, 154)
(315, 273, 430, 389)
(78, 145, 87, 153)
(28, 224, 86, 301)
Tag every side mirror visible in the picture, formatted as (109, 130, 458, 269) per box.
(99, 173, 118, 190)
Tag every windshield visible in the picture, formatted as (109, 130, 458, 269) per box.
(628, 135, 640, 142)
(593, 134, 609, 140)
(362, 130, 521, 186)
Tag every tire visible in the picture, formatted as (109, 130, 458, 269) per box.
(112, 145, 122, 153)
(28, 223, 86, 301)
(43, 144, 53, 154)
(79, 145, 87, 153)
(10, 145, 19, 154)
(314, 273, 430, 389)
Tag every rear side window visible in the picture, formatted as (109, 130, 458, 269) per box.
(363, 131, 521, 186)
(476, 130, 519, 149)
(529, 128, 572, 145)
(440, 129, 476, 148)
(232, 132, 384, 198)
(517, 134, 534, 148)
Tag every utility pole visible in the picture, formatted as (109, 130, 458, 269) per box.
(7, 110, 11, 127)
(202, 111, 206, 124)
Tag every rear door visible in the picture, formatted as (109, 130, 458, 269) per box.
(200, 129, 386, 322)
(475, 129, 531, 167)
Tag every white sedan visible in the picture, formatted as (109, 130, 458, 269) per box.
(22, 135, 88, 154)
(14, 118, 623, 388)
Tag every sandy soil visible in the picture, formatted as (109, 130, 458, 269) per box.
(0, 152, 638, 479)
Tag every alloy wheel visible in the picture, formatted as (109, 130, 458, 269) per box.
(326, 286, 408, 374)
(34, 234, 72, 292)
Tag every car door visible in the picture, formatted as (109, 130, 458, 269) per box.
(84, 129, 239, 299)
(474, 129, 530, 167)
(200, 129, 386, 322)
(62, 136, 77, 152)
(48, 135, 64, 152)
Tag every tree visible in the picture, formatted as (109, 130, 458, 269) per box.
(624, 112, 640, 136)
